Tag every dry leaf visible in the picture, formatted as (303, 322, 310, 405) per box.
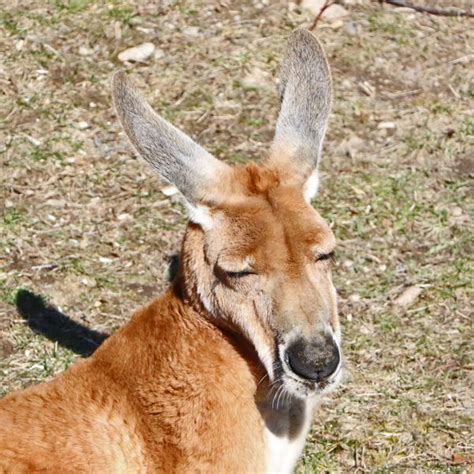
(451, 453, 471, 465)
(118, 43, 155, 63)
(393, 286, 422, 307)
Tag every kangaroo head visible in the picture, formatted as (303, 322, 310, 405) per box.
(113, 30, 341, 399)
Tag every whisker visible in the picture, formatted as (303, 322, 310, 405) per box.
(269, 378, 282, 389)
(278, 385, 288, 410)
(265, 376, 286, 407)
(284, 387, 292, 407)
(266, 383, 278, 404)
(272, 385, 282, 410)
(273, 385, 279, 410)
(277, 385, 286, 410)
(275, 386, 283, 410)
(257, 373, 269, 387)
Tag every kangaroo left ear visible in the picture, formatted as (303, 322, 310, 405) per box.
(268, 29, 332, 202)
(112, 72, 231, 228)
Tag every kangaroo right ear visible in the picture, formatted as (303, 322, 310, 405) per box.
(112, 72, 230, 213)
(268, 30, 332, 201)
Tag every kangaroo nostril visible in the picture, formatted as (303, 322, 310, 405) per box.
(285, 338, 340, 382)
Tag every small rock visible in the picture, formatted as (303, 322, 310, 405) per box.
(26, 135, 41, 146)
(241, 67, 273, 90)
(341, 79, 352, 90)
(358, 81, 375, 97)
(340, 134, 365, 158)
(348, 294, 360, 303)
(393, 286, 422, 307)
(378, 121, 396, 130)
(79, 46, 94, 56)
(76, 121, 90, 130)
(346, 313, 353, 322)
(154, 48, 165, 60)
(300, 1, 348, 23)
(288, 1, 298, 12)
(182, 26, 200, 38)
(114, 21, 122, 41)
(161, 185, 179, 197)
(117, 213, 133, 227)
(399, 432, 413, 444)
(136, 26, 154, 34)
(118, 43, 155, 63)
(81, 277, 97, 288)
(324, 5, 348, 23)
(330, 19, 344, 30)
(451, 206, 463, 217)
(129, 17, 143, 26)
(88, 197, 101, 208)
(344, 21, 359, 35)
(360, 325, 371, 335)
(44, 198, 66, 208)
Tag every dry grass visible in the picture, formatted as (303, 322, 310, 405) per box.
(0, 0, 472, 471)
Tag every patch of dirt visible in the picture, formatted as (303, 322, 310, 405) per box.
(0, 336, 15, 358)
(455, 156, 474, 177)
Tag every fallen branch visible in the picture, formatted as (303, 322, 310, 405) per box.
(379, 0, 474, 18)
(308, 0, 335, 31)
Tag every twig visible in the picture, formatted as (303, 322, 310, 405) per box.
(379, 0, 474, 18)
(308, 0, 335, 31)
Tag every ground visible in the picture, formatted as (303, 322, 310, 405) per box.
(0, 0, 472, 472)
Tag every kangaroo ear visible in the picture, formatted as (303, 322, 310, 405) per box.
(112, 72, 230, 224)
(269, 30, 332, 201)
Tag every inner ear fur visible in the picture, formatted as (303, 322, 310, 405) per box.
(268, 29, 332, 191)
(112, 71, 230, 206)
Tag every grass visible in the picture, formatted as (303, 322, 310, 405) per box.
(0, 0, 472, 471)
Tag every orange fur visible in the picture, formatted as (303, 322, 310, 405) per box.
(0, 288, 265, 472)
(0, 164, 336, 472)
(0, 30, 342, 472)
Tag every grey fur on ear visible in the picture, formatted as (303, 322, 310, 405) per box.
(112, 71, 229, 205)
(270, 29, 332, 190)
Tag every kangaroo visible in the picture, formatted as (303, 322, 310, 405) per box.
(0, 29, 342, 473)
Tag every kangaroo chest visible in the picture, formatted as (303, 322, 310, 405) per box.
(259, 397, 318, 474)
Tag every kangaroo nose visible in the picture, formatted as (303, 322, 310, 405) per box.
(285, 336, 340, 382)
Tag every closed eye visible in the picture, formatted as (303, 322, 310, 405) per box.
(225, 270, 256, 278)
(315, 251, 335, 263)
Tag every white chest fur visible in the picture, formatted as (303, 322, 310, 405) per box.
(260, 398, 318, 474)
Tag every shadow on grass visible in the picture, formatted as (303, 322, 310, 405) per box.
(15, 289, 108, 357)
(14, 255, 180, 357)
